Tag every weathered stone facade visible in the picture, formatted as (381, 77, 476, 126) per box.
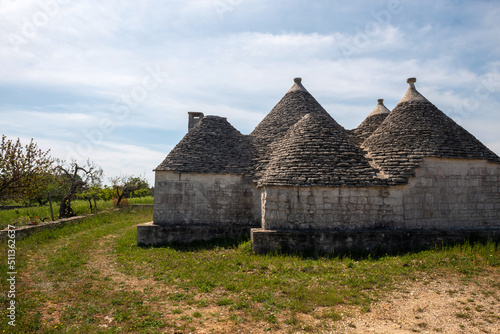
(261, 186, 400, 231)
(402, 158, 500, 229)
(137, 77, 500, 253)
(261, 158, 500, 231)
(153, 172, 260, 226)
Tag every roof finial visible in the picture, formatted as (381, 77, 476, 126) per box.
(287, 77, 308, 93)
(367, 99, 390, 117)
(399, 77, 429, 103)
(407, 77, 417, 89)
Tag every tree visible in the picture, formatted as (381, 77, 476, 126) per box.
(32, 172, 63, 221)
(110, 175, 148, 207)
(0, 135, 54, 203)
(77, 185, 102, 213)
(56, 160, 103, 218)
(129, 177, 150, 197)
(99, 185, 115, 201)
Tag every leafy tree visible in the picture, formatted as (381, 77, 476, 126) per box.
(77, 186, 102, 213)
(99, 185, 115, 201)
(56, 160, 103, 218)
(129, 177, 150, 197)
(31, 172, 64, 220)
(132, 188, 150, 198)
(110, 175, 149, 207)
(0, 135, 54, 203)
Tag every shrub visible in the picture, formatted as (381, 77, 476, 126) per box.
(112, 197, 129, 207)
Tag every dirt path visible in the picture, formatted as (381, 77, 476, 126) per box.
(30, 226, 500, 333)
(335, 270, 500, 334)
(90, 230, 500, 333)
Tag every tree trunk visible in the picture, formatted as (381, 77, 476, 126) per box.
(59, 179, 84, 218)
(48, 193, 55, 221)
(116, 192, 125, 207)
(59, 193, 76, 218)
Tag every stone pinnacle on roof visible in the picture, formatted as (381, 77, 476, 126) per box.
(399, 77, 430, 103)
(352, 99, 391, 145)
(287, 77, 308, 93)
(367, 98, 391, 117)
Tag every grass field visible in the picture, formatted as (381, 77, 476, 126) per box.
(0, 196, 154, 230)
(0, 206, 499, 333)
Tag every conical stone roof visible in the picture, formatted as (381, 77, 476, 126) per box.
(352, 99, 391, 145)
(250, 78, 334, 147)
(156, 116, 254, 174)
(362, 78, 500, 180)
(250, 78, 337, 177)
(259, 112, 382, 187)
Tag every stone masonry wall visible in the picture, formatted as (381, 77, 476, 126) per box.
(401, 158, 500, 229)
(154, 171, 261, 226)
(262, 158, 500, 230)
(261, 186, 403, 230)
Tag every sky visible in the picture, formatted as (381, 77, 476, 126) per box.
(1, 0, 500, 186)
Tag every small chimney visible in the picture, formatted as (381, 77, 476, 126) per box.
(188, 112, 204, 131)
(377, 99, 384, 104)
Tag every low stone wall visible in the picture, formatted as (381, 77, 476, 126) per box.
(251, 228, 500, 255)
(0, 215, 91, 242)
(137, 221, 254, 246)
(0, 205, 31, 211)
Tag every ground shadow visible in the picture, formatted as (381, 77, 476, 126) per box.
(138, 233, 500, 261)
(138, 235, 251, 252)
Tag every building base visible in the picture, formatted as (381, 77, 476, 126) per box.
(251, 228, 500, 255)
(137, 222, 257, 246)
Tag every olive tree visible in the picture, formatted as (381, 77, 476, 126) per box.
(56, 160, 103, 218)
(110, 175, 148, 207)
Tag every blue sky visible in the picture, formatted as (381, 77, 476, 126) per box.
(1, 0, 500, 186)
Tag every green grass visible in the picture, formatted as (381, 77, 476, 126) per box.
(0, 196, 154, 230)
(0, 206, 499, 333)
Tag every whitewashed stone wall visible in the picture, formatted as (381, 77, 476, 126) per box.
(154, 171, 261, 226)
(262, 158, 500, 230)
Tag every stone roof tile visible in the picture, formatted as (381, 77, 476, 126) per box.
(250, 78, 334, 148)
(155, 116, 254, 174)
(155, 77, 500, 187)
(362, 78, 500, 178)
(259, 113, 385, 187)
(250, 78, 339, 180)
(352, 99, 390, 145)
